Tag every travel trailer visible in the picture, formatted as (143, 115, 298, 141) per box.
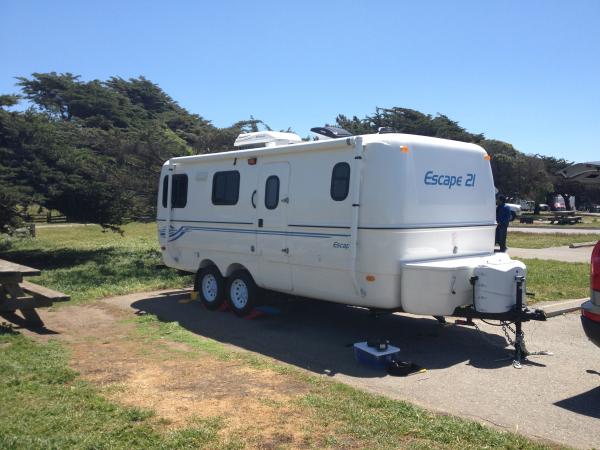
(157, 127, 545, 353)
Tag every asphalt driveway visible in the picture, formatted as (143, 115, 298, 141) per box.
(510, 226, 600, 235)
(508, 245, 593, 263)
(104, 289, 600, 449)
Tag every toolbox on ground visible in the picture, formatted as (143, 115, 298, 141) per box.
(353, 341, 401, 369)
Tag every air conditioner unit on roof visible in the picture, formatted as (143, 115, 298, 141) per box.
(234, 131, 302, 148)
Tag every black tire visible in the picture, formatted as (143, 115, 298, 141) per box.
(195, 266, 225, 310)
(510, 211, 517, 222)
(226, 270, 257, 317)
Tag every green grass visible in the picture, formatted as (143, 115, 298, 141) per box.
(508, 231, 599, 249)
(517, 258, 590, 301)
(0, 223, 191, 304)
(301, 384, 545, 450)
(0, 332, 229, 449)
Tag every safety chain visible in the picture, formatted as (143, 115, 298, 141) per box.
(471, 320, 522, 350)
(470, 319, 551, 368)
(471, 321, 504, 349)
(501, 321, 519, 348)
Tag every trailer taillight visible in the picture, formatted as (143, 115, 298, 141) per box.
(591, 242, 600, 291)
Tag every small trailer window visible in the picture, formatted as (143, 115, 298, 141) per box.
(265, 175, 280, 210)
(212, 171, 240, 205)
(330, 162, 350, 201)
(171, 174, 188, 208)
(162, 175, 169, 207)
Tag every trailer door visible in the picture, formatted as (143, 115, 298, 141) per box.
(257, 162, 292, 291)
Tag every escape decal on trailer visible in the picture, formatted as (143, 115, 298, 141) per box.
(424, 170, 476, 189)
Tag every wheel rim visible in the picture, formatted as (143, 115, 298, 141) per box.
(230, 278, 248, 309)
(201, 274, 218, 302)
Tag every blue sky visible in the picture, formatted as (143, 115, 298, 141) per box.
(1, 0, 598, 161)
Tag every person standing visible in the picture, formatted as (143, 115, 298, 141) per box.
(495, 195, 511, 252)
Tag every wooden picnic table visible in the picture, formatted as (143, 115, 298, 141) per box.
(548, 212, 583, 225)
(0, 258, 69, 327)
(519, 214, 537, 224)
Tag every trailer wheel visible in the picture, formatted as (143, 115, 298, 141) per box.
(196, 266, 225, 310)
(226, 270, 257, 317)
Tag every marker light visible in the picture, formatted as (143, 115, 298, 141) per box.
(248, 158, 257, 165)
(366, 275, 376, 282)
(484, 154, 492, 161)
(400, 146, 409, 153)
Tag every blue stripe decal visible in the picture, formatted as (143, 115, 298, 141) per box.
(156, 218, 253, 225)
(159, 225, 350, 242)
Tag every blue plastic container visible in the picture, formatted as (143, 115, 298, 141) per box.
(353, 341, 401, 369)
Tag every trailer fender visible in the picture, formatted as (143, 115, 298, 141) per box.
(225, 263, 248, 278)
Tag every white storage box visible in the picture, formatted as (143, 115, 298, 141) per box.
(473, 259, 526, 313)
(400, 253, 516, 316)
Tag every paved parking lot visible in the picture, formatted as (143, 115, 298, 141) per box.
(508, 245, 593, 263)
(107, 290, 600, 449)
(510, 226, 600, 235)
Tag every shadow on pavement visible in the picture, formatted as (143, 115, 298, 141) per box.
(0, 311, 59, 335)
(129, 290, 534, 378)
(554, 386, 600, 419)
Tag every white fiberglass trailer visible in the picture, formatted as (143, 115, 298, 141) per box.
(157, 130, 545, 334)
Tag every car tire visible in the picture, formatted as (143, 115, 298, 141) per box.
(510, 211, 516, 222)
(196, 266, 225, 310)
(226, 270, 257, 317)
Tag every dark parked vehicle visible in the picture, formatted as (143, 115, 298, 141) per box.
(581, 242, 600, 347)
(559, 161, 600, 347)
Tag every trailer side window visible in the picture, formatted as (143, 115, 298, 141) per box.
(330, 162, 350, 201)
(162, 175, 169, 208)
(212, 171, 240, 205)
(171, 174, 188, 208)
(265, 175, 279, 210)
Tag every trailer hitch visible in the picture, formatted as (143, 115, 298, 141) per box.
(452, 305, 547, 323)
(453, 275, 548, 368)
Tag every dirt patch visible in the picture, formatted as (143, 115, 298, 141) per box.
(19, 302, 328, 447)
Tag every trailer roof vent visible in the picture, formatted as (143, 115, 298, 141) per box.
(234, 131, 303, 149)
(310, 126, 353, 140)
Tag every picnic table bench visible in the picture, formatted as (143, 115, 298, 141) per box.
(0, 258, 69, 327)
(519, 215, 536, 224)
(548, 213, 583, 225)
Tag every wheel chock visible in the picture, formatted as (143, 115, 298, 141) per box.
(244, 308, 266, 320)
(178, 291, 196, 304)
(218, 302, 231, 312)
(244, 306, 281, 320)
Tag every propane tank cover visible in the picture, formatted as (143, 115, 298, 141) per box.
(473, 260, 527, 313)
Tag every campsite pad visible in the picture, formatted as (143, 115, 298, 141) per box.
(23, 289, 600, 448)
